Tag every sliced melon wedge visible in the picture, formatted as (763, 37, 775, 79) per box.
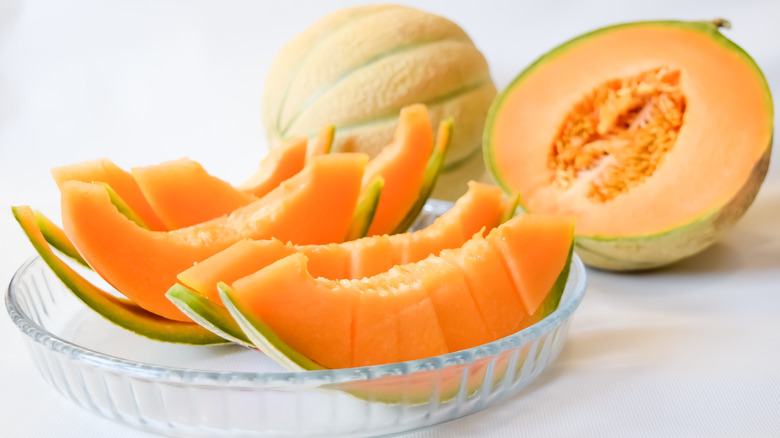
(237, 136, 309, 197)
(222, 212, 575, 370)
(219, 282, 325, 371)
(60, 153, 367, 321)
(307, 125, 335, 159)
(12, 206, 225, 345)
(51, 158, 167, 231)
(363, 104, 435, 236)
(176, 181, 508, 303)
(391, 118, 452, 234)
(132, 158, 256, 230)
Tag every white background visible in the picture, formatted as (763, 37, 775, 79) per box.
(1, 0, 779, 436)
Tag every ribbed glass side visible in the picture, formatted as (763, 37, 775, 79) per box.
(6, 210, 586, 437)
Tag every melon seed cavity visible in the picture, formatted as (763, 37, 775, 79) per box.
(548, 67, 686, 202)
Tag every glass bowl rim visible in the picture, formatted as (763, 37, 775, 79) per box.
(6, 250, 587, 386)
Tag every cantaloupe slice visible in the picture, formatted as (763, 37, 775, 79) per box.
(60, 153, 367, 321)
(364, 104, 434, 235)
(307, 125, 335, 159)
(12, 206, 225, 344)
(133, 125, 336, 230)
(390, 118, 451, 234)
(51, 158, 167, 231)
(176, 181, 507, 303)
(170, 181, 505, 344)
(132, 158, 256, 230)
(222, 212, 575, 369)
(237, 136, 309, 197)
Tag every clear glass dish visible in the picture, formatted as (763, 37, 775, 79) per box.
(5, 200, 587, 437)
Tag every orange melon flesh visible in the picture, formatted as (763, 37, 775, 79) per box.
(60, 154, 366, 321)
(307, 125, 335, 159)
(353, 281, 400, 367)
(237, 136, 308, 197)
(51, 158, 166, 231)
(231, 254, 357, 370)
(440, 237, 526, 340)
(491, 215, 576, 315)
(177, 181, 506, 302)
(225, 212, 574, 368)
(364, 104, 434, 235)
(132, 158, 256, 230)
(346, 235, 395, 279)
(487, 23, 773, 236)
(402, 259, 492, 353)
(391, 274, 449, 363)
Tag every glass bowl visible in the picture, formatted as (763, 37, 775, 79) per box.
(5, 200, 587, 437)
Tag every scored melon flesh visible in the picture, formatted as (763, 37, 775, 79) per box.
(347, 234, 396, 279)
(51, 158, 167, 231)
(222, 211, 574, 369)
(132, 158, 256, 230)
(402, 259, 492, 353)
(60, 154, 366, 321)
(440, 236, 527, 340)
(391, 272, 449, 363)
(176, 181, 507, 303)
(491, 214, 576, 315)
(353, 281, 400, 367)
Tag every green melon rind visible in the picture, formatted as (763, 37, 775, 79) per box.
(33, 210, 90, 268)
(165, 284, 253, 348)
(391, 118, 452, 234)
(218, 282, 326, 371)
(483, 20, 774, 271)
(11, 206, 226, 345)
(345, 176, 384, 241)
(574, 148, 771, 270)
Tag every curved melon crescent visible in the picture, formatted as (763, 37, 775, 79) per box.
(219, 213, 575, 370)
(60, 153, 367, 321)
(12, 206, 225, 345)
(170, 179, 507, 345)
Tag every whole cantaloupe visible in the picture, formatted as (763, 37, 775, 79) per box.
(261, 4, 497, 200)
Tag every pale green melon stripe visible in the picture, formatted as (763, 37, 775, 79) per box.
(279, 36, 471, 137)
(274, 5, 398, 134)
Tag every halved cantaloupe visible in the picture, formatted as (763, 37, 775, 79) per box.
(132, 158, 256, 230)
(60, 153, 367, 321)
(221, 212, 575, 369)
(363, 104, 434, 235)
(12, 206, 225, 344)
(51, 158, 167, 231)
(483, 20, 773, 270)
(176, 181, 507, 303)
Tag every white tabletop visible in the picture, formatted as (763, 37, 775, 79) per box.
(1, 1, 779, 436)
